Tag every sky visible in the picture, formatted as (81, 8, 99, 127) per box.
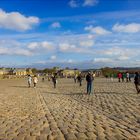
(0, 0, 140, 69)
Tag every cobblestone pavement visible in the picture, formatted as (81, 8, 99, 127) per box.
(0, 78, 140, 140)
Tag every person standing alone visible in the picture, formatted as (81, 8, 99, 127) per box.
(86, 72, 94, 95)
(77, 74, 82, 86)
(134, 72, 140, 94)
(52, 74, 57, 88)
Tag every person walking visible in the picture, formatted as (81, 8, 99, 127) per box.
(126, 72, 130, 82)
(27, 75, 32, 88)
(86, 72, 94, 95)
(74, 74, 77, 83)
(118, 73, 122, 82)
(134, 72, 140, 94)
(77, 74, 82, 86)
(33, 75, 38, 88)
(110, 73, 114, 82)
(129, 73, 132, 82)
(42, 77, 45, 82)
(52, 74, 57, 88)
(122, 73, 124, 82)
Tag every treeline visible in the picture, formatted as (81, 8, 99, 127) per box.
(30, 67, 59, 75)
(101, 67, 140, 78)
(101, 67, 119, 77)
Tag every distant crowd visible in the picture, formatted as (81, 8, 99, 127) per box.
(27, 71, 140, 94)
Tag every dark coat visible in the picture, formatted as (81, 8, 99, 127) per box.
(134, 73, 140, 85)
(86, 74, 93, 83)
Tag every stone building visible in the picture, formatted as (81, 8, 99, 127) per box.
(82, 69, 102, 77)
(12, 69, 27, 76)
(0, 68, 9, 75)
(58, 69, 80, 78)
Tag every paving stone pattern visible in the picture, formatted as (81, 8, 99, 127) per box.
(0, 78, 140, 140)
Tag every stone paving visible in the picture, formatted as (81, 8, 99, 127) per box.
(0, 78, 140, 140)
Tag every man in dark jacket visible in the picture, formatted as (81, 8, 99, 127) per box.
(77, 74, 82, 86)
(134, 72, 140, 94)
(52, 74, 57, 88)
(86, 72, 94, 95)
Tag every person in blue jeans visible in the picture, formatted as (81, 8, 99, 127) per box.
(86, 72, 94, 95)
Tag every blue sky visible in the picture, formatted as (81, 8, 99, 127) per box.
(0, 0, 140, 69)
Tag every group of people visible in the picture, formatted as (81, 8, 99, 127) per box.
(74, 72, 95, 95)
(27, 71, 140, 94)
(74, 71, 140, 95)
(117, 72, 132, 82)
(27, 75, 38, 88)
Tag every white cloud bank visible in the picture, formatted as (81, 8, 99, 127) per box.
(0, 9, 39, 31)
(0, 40, 33, 56)
(79, 40, 94, 47)
(59, 40, 95, 54)
(69, 0, 98, 8)
(112, 23, 140, 33)
(0, 46, 32, 56)
(85, 25, 111, 35)
(27, 41, 54, 50)
(94, 58, 113, 63)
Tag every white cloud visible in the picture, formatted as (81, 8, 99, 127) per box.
(14, 49, 33, 56)
(83, 0, 98, 7)
(85, 25, 111, 35)
(112, 23, 140, 33)
(27, 42, 38, 49)
(117, 56, 129, 61)
(0, 39, 33, 56)
(68, 59, 73, 63)
(68, 0, 79, 8)
(51, 22, 61, 28)
(88, 34, 94, 39)
(100, 46, 140, 61)
(94, 58, 113, 63)
(59, 43, 76, 51)
(0, 47, 32, 56)
(68, 0, 98, 8)
(79, 40, 94, 47)
(59, 43, 93, 54)
(0, 9, 39, 31)
(41, 41, 54, 49)
(28, 41, 54, 50)
(50, 55, 56, 60)
(0, 47, 9, 55)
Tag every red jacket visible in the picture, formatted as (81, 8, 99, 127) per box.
(118, 73, 122, 78)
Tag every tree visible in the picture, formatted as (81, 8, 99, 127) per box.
(101, 67, 119, 77)
(32, 68, 38, 74)
(65, 67, 70, 70)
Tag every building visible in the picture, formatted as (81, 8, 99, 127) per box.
(95, 69, 102, 77)
(26, 68, 33, 75)
(58, 69, 80, 78)
(12, 68, 27, 76)
(0, 68, 10, 75)
(82, 69, 103, 77)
